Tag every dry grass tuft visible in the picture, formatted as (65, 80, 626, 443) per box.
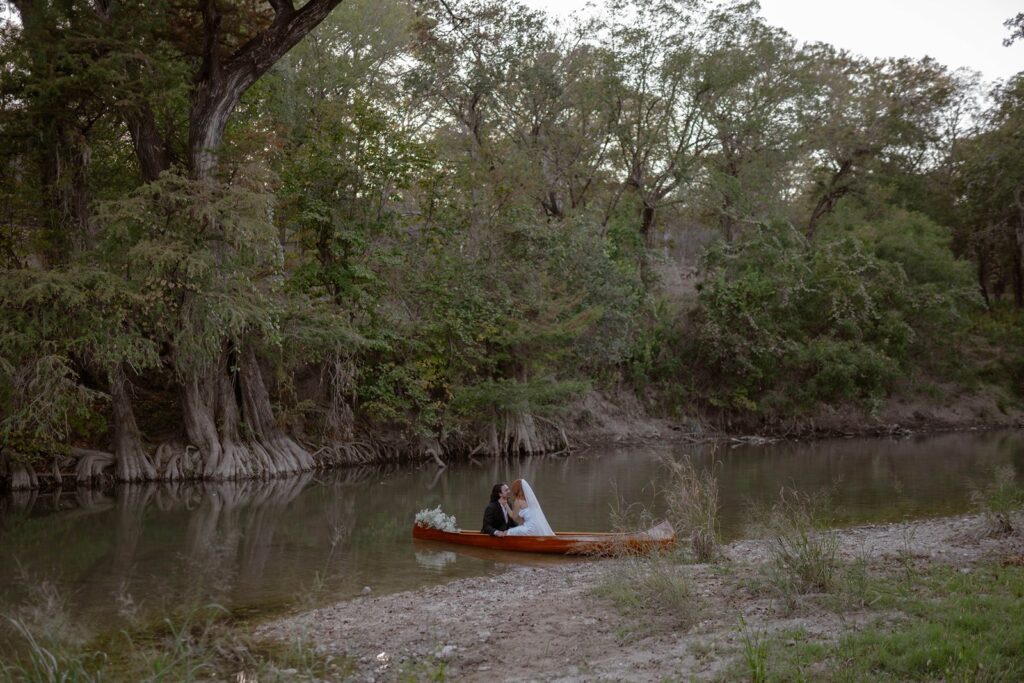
(662, 456, 721, 562)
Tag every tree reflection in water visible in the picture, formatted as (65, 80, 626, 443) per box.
(1, 430, 1023, 632)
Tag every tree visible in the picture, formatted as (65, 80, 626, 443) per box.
(798, 49, 955, 240)
(3, 0, 346, 483)
(694, 4, 804, 241)
(598, 0, 718, 244)
(957, 75, 1024, 306)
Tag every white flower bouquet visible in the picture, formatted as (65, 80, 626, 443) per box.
(415, 506, 458, 532)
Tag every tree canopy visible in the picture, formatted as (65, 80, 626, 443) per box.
(1, 0, 1023, 487)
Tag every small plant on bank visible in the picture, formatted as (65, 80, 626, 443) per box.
(591, 552, 697, 636)
(754, 488, 839, 608)
(738, 617, 769, 683)
(1, 617, 104, 683)
(662, 456, 721, 562)
(970, 465, 1024, 536)
(0, 602, 348, 683)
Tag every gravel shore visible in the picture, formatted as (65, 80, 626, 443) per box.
(258, 513, 1024, 682)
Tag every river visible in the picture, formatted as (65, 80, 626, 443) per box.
(1, 430, 1022, 635)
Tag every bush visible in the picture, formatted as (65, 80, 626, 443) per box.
(688, 219, 977, 415)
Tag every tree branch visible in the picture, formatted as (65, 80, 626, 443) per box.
(225, 0, 343, 82)
(198, 0, 222, 85)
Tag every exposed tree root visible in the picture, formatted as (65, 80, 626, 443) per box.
(179, 345, 315, 481)
(483, 410, 570, 457)
(73, 448, 115, 485)
(1, 450, 40, 491)
(10, 463, 38, 491)
(110, 368, 158, 483)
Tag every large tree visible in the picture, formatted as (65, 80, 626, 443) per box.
(3, 0, 345, 483)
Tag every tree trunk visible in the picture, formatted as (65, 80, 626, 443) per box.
(110, 367, 158, 482)
(977, 249, 991, 308)
(1, 451, 39, 491)
(180, 344, 313, 480)
(1015, 190, 1024, 308)
(806, 158, 855, 241)
(640, 204, 656, 247)
(188, 0, 345, 182)
(125, 107, 170, 182)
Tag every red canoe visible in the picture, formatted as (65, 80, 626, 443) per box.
(412, 520, 676, 555)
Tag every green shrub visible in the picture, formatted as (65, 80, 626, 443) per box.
(688, 219, 977, 415)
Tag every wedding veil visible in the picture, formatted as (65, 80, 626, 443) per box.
(520, 479, 555, 536)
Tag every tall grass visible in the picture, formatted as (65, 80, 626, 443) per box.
(0, 603, 347, 683)
(662, 456, 720, 562)
(970, 465, 1024, 536)
(0, 617, 103, 683)
(755, 488, 839, 608)
(738, 617, 768, 683)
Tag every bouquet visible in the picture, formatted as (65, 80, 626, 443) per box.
(415, 506, 458, 532)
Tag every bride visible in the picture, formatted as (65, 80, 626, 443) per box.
(504, 479, 555, 536)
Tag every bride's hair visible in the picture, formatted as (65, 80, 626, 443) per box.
(510, 479, 524, 501)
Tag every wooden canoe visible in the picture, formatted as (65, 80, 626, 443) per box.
(411, 520, 676, 555)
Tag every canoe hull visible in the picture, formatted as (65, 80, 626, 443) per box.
(412, 521, 675, 555)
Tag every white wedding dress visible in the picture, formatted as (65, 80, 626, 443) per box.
(505, 480, 555, 536)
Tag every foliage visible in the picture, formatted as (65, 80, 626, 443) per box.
(690, 224, 906, 412)
(1, 0, 1023, 471)
(687, 216, 981, 414)
(0, 268, 158, 457)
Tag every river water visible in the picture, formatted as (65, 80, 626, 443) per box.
(1, 430, 1022, 633)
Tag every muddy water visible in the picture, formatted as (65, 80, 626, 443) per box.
(1, 430, 1022, 632)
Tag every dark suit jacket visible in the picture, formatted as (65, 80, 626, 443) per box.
(481, 500, 519, 536)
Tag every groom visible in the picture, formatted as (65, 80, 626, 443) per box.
(481, 483, 518, 537)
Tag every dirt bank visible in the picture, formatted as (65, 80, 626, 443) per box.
(257, 513, 1024, 682)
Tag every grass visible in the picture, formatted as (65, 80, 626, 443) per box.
(589, 456, 717, 639)
(759, 562, 1024, 682)
(590, 552, 698, 637)
(970, 464, 1024, 536)
(738, 617, 769, 683)
(397, 656, 449, 682)
(752, 487, 839, 610)
(0, 602, 352, 683)
(662, 456, 721, 562)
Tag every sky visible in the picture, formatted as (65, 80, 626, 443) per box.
(522, 0, 1023, 82)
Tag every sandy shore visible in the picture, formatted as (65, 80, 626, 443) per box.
(258, 514, 1024, 682)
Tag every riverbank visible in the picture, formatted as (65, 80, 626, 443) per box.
(259, 512, 1024, 682)
(4, 383, 1021, 493)
(571, 385, 1024, 445)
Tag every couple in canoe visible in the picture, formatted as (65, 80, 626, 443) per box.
(481, 479, 554, 537)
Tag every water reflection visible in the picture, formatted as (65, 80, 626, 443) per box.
(415, 550, 457, 571)
(0, 429, 1021, 631)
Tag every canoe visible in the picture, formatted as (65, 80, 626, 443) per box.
(411, 520, 676, 555)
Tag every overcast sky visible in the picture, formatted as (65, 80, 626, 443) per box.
(522, 0, 1023, 82)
